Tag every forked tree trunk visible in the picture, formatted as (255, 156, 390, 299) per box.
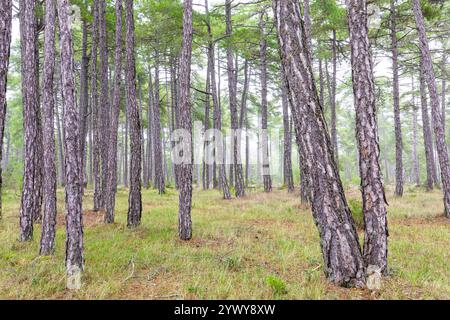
(57, 0, 84, 284)
(105, 0, 123, 224)
(178, 0, 194, 240)
(413, 0, 450, 218)
(274, 0, 365, 287)
(0, 0, 12, 219)
(390, 0, 403, 197)
(19, 0, 40, 241)
(40, 0, 57, 255)
(125, 0, 142, 227)
(346, 0, 389, 274)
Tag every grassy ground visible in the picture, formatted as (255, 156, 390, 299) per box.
(0, 185, 448, 299)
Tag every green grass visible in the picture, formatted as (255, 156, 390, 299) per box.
(0, 185, 448, 299)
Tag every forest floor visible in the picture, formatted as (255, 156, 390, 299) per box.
(0, 185, 448, 299)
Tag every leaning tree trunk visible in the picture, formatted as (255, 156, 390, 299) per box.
(0, 0, 12, 220)
(226, 0, 244, 197)
(19, 0, 40, 241)
(281, 69, 294, 192)
(91, 0, 102, 210)
(57, 0, 84, 286)
(346, 0, 389, 275)
(39, 0, 57, 255)
(99, 0, 110, 208)
(125, 0, 142, 227)
(178, 0, 194, 240)
(274, 0, 365, 287)
(105, 0, 123, 224)
(390, 0, 403, 197)
(259, 12, 272, 193)
(413, 0, 450, 218)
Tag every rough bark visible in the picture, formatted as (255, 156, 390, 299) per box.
(413, 0, 450, 218)
(57, 0, 84, 281)
(19, 0, 39, 241)
(0, 0, 12, 219)
(346, 0, 389, 274)
(390, 0, 403, 197)
(259, 12, 272, 192)
(39, 0, 57, 255)
(125, 0, 142, 227)
(153, 53, 165, 194)
(178, 0, 194, 240)
(105, 0, 123, 224)
(274, 0, 365, 287)
(99, 0, 109, 208)
(226, 0, 244, 197)
(420, 60, 437, 190)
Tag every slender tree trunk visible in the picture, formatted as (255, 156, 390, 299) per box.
(153, 53, 165, 194)
(178, 0, 194, 240)
(125, 0, 142, 227)
(226, 0, 244, 197)
(39, 0, 57, 255)
(390, 0, 403, 197)
(202, 58, 211, 190)
(442, 55, 446, 134)
(239, 60, 250, 187)
(346, 0, 389, 275)
(19, 0, 40, 241)
(57, 0, 84, 286)
(281, 69, 294, 192)
(259, 12, 272, 192)
(412, 76, 420, 185)
(274, 0, 365, 287)
(99, 0, 109, 208)
(331, 29, 338, 165)
(147, 68, 154, 185)
(91, 0, 102, 209)
(79, 20, 89, 191)
(105, 0, 123, 224)
(420, 61, 437, 190)
(124, 106, 128, 186)
(0, 0, 12, 220)
(413, 0, 450, 218)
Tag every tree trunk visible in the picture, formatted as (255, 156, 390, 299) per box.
(420, 60, 437, 190)
(390, 0, 403, 197)
(202, 58, 211, 190)
(226, 0, 244, 197)
(178, 0, 194, 240)
(39, 0, 57, 255)
(125, 0, 142, 227)
(412, 76, 420, 185)
(331, 29, 338, 165)
(153, 53, 165, 194)
(281, 69, 294, 192)
(239, 60, 250, 187)
(99, 0, 109, 208)
(91, 0, 102, 210)
(274, 0, 365, 287)
(105, 0, 123, 224)
(0, 0, 12, 220)
(259, 12, 272, 193)
(147, 68, 154, 184)
(19, 0, 40, 241)
(413, 0, 450, 218)
(57, 0, 84, 285)
(346, 0, 389, 275)
(79, 20, 89, 191)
